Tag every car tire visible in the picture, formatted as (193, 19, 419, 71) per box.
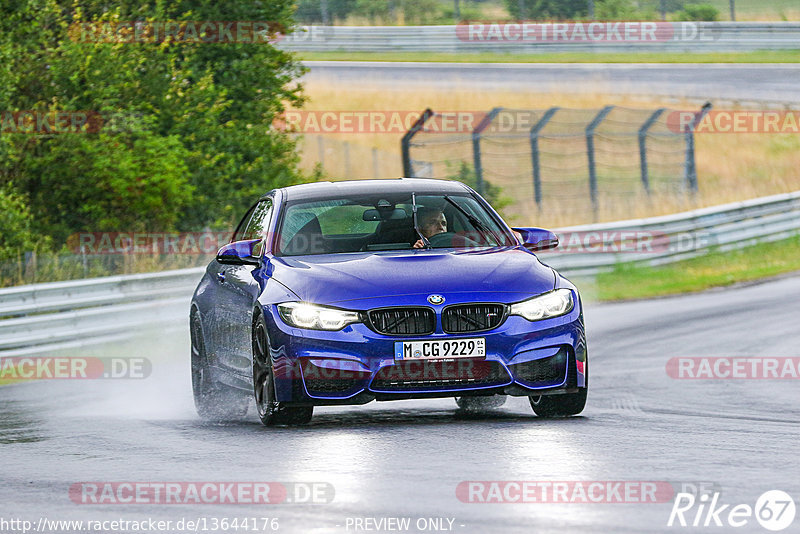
(190, 311, 249, 421)
(529, 389, 587, 417)
(252, 313, 313, 426)
(455, 396, 507, 411)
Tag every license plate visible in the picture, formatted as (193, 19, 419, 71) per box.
(394, 338, 485, 361)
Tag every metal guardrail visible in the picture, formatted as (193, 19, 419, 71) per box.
(538, 190, 800, 276)
(280, 23, 800, 53)
(1, 190, 798, 356)
(0, 268, 203, 357)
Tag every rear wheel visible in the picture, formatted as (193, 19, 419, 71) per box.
(455, 395, 507, 411)
(529, 389, 587, 417)
(190, 311, 248, 420)
(252, 313, 313, 426)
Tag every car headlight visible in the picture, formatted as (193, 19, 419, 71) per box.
(509, 289, 574, 322)
(277, 302, 362, 331)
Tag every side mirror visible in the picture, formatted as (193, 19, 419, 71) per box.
(512, 227, 559, 251)
(216, 239, 262, 265)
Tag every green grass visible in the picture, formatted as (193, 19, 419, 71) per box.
(298, 50, 800, 64)
(705, 0, 799, 19)
(583, 234, 800, 301)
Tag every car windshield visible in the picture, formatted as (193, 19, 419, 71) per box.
(276, 193, 515, 256)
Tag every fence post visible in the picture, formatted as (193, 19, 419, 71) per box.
(638, 108, 665, 195)
(472, 107, 504, 196)
(529, 107, 559, 209)
(401, 108, 434, 177)
(586, 106, 614, 217)
(684, 102, 712, 193)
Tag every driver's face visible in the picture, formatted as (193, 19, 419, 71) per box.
(421, 212, 447, 238)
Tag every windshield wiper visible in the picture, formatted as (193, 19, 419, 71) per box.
(411, 192, 431, 249)
(443, 195, 503, 246)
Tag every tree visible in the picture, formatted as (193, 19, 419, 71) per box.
(0, 0, 310, 246)
(0, 186, 40, 261)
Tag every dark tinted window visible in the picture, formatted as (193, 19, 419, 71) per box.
(277, 193, 514, 256)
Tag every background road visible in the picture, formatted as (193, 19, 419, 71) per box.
(2, 274, 798, 533)
(302, 61, 800, 103)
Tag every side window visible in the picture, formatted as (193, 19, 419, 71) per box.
(240, 199, 273, 241)
(232, 199, 273, 243)
(232, 204, 258, 243)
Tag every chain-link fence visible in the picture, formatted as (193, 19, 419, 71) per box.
(403, 104, 710, 223)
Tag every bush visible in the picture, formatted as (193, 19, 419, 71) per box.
(676, 3, 720, 21)
(0, 186, 40, 262)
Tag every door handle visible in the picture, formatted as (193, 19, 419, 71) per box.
(217, 271, 226, 283)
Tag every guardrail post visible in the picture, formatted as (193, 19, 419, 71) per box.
(472, 107, 503, 196)
(684, 102, 712, 193)
(586, 106, 614, 217)
(401, 108, 434, 177)
(638, 108, 665, 195)
(529, 107, 559, 209)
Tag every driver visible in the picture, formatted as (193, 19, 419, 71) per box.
(413, 207, 447, 249)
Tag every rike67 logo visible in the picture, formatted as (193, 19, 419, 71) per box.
(668, 490, 796, 531)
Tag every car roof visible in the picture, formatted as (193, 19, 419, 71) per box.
(274, 178, 470, 202)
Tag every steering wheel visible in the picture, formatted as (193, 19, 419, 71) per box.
(427, 232, 480, 249)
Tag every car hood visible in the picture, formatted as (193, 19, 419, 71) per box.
(268, 248, 557, 307)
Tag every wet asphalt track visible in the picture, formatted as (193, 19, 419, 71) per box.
(1, 273, 799, 533)
(301, 62, 800, 103)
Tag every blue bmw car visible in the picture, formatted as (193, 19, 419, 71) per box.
(190, 179, 587, 425)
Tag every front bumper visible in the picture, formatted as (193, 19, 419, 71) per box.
(263, 300, 587, 405)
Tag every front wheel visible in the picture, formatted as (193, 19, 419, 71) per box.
(529, 389, 587, 417)
(252, 313, 313, 426)
(190, 311, 248, 421)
